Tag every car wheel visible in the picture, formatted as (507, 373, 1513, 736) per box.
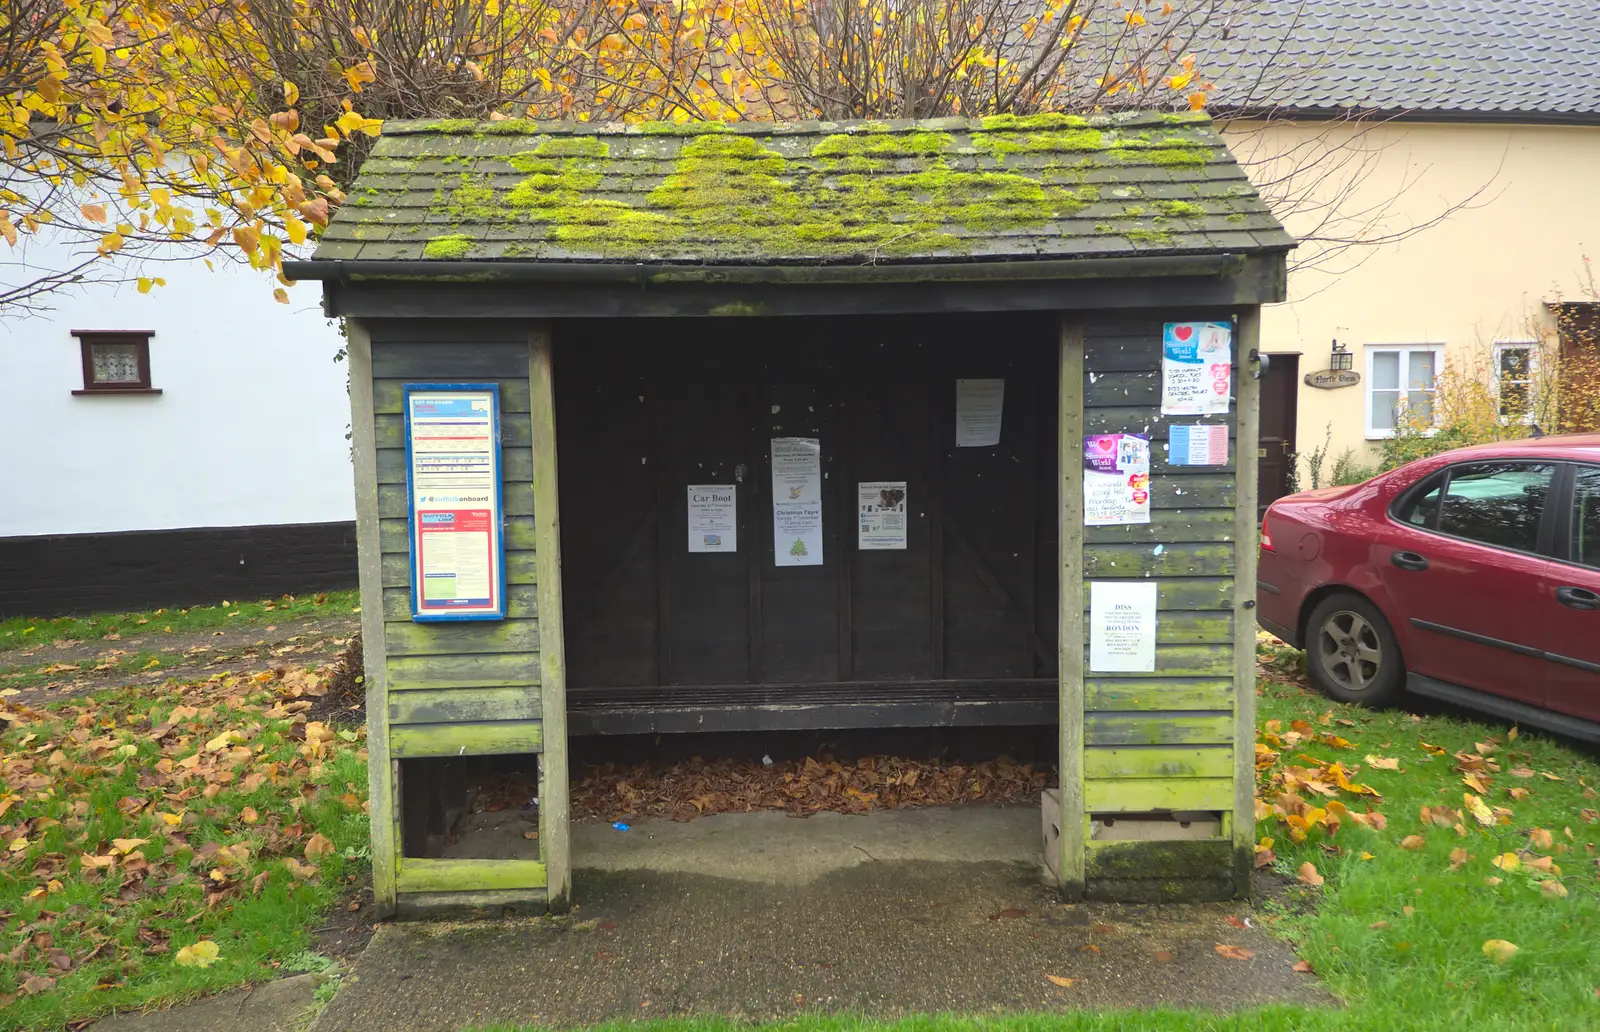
(1305, 593, 1403, 706)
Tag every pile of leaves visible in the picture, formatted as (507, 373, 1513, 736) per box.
(0, 666, 369, 1029)
(1253, 715, 1387, 866)
(573, 755, 1049, 823)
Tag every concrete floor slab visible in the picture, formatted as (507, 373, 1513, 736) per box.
(311, 807, 1334, 1031)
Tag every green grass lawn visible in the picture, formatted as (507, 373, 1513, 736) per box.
(0, 671, 370, 1028)
(0, 590, 361, 655)
(482, 647, 1600, 1032)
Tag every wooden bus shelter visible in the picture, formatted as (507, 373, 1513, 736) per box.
(285, 111, 1292, 917)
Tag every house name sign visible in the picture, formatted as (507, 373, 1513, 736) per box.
(1304, 369, 1362, 390)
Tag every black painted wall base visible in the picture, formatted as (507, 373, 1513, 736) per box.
(0, 521, 358, 618)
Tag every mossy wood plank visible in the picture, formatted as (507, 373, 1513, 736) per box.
(1057, 317, 1088, 898)
(529, 324, 571, 911)
(1085, 714, 1233, 746)
(394, 858, 547, 893)
(383, 584, 538, 621)
(380, 482, 535, 519)
(1083, 510, 1235, 543)
(389, 719, 544, 757)
(377, 446, 533, 486)
(1083, 542, 1233, 577)
(1084, 777, 1233, 812)
(395, 888, 548, 919)
(1086, 838, 1233, 879)
(380, 516, 537, 553)
(381, 549, 535, 588)
(1083, 578, 1232, 611)
(1085, 679, 1233, 711)
(1231, 307, 1263, 897)
(1084, 746, 1233, 780)
(347, 320, 397, 917)
(1084, 409, 1235, 440)
(389, 687, 542, 724)
(376, 412, 533, 449)
(374, 378, 532, 415)
(1151, 475, 1234, 509)
(386, 652, 539, 690)
(370, 342, 529, 380)
(382, 618, 539, 656)
(1085, 644, 1233, 676)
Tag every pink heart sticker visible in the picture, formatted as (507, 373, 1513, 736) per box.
(1173, 325, 1194, 341)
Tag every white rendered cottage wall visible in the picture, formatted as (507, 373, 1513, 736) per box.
(0, 250, 353, 537)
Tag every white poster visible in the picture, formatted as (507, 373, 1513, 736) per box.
(687, 485, 737, 553)
(1083, 433, 1152, 526)
(1161, 322, 1233, 415)
(1090, 581, 1158, 672)
(857, 481, 908, 550)
(771, 437, 823, 567)
(955, 378, 1005, 447)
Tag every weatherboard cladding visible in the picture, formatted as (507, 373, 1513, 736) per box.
(315, 112, 1290, 266)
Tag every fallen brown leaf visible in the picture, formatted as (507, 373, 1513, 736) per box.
(1400, 835, 1426, 850)
(1291, 960, 1314, 973)
(1214, 944, 1255, 961)
(1297, 862, 1324, 887)
(1045, 974, 1077, 988)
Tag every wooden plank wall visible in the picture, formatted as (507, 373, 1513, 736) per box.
(1072, 310, 1248, 901)
(357, 318, 557, 914)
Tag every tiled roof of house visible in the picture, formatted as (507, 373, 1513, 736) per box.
(313, 111, 1291, 265)
(1212, 0, 1600, 120)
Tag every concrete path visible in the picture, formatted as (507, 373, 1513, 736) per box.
(88, 974, 316, 1032)
(310, 805, 1333, 1031)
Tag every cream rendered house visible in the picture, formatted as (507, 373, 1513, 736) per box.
(1214, 0, 1600, 506)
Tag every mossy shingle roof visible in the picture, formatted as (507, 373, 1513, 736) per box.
(316, 111, 1292, 266)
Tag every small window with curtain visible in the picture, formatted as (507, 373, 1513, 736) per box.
(1492, 342, 1536, 422)
(71, 331, 159, 395)
(1366, 345, 1443, 438)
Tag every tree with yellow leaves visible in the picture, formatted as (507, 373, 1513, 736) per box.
(0, 0, 1234, 309)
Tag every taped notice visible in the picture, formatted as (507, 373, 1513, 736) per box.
(1089, 581, 1157, 672)
(1162, 321, 1232, 415)
(772, 437, 823, 566)
(858, 481, 908, 550)
(1168, 424, 1230, 465)
(955, 378, 1005, 446)
(687, 485, 737, 553)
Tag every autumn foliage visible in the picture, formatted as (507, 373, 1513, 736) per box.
(0, 0, 1220, 305)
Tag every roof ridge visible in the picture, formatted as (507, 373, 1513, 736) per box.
(381, 111, 1212, 138)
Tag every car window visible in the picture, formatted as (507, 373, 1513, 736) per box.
(1394, 475, 1443, 528)
(1572, 466, 1600, 569)
(1435, 462, 1554, 552)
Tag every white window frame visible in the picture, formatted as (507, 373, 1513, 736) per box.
(1364, 343, 1446, 440)
(1491, 340, 1539, 425)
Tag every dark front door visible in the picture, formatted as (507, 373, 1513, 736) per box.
(1258, 353, 1300, 511)
(554, 314, 1058, 721)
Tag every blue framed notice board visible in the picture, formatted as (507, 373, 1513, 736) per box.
(402, 383, 506, 622)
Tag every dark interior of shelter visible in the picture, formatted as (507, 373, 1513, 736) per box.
(556, 311, 1066, 737)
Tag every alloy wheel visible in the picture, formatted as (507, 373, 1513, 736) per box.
(1316, 609, 1384, 693)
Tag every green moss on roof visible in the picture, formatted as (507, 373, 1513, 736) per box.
(422, 233, 475, 259)
(316, 112, 1291, 265)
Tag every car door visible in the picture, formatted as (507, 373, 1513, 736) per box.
(1378, 460, 1557, 705)
(1540, 463, 1600, 721)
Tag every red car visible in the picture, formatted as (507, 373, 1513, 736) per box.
(1257, 434, 1600, 736)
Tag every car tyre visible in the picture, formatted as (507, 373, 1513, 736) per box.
(1304, 593, 1404, 707)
